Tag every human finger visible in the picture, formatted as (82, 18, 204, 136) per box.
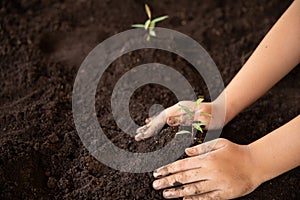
(162, 180, 218, 199)
(153, 168, 209, 190)
(185, 138, 228, 156)
(183, 190, 222, 200)
(153, 156, 202, 178)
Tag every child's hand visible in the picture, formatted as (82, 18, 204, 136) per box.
(152, 138, 261, 200)
(135, 101, 212, 141)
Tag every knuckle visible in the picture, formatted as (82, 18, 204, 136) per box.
(176, 159, 188, 169)
(159, 166, 170, 176)
(212, 192, 224, 200)
(202, 144, 211, 153)
(194, 181, 205, 194)
(167, 163, 177, 174)
(170, 163, 181, 173)
(184, 185, 194, 194)
(191, 183, 202, 195)
(216, 138, 228, 145)
(167, 116, 180, 126)
(175, 188, 185, 197)
(190, 196, 201, 200)
(205, 152, 216, 161)
(160, 177, 170, 187)
(191, 145, 203, 154)
(137, 124, 150, 133)
(201, 194, 215, 200)
(169, 158, 190, 173)
(173, 173, 186, 184)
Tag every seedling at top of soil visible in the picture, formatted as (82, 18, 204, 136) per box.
(177, 98, 212, 143)
(132, 4, 168, 40)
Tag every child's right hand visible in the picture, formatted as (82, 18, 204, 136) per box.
(135, 101, 213, 141)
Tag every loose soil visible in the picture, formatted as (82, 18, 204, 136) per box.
(0, 0, 299, 199)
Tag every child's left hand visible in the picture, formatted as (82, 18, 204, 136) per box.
(135, 101, 212, 141)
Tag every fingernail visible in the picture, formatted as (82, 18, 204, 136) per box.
(153, 167, 162, 178)
(153, 180, 161, 189)
(185, 147, 194, 154)
(163, 190, 173, 198)
(153, 170, 161, 178)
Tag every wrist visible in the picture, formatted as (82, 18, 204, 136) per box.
(208, 100, 227, 129)
(247, 143, 270, 186)
(214, 90, 244, 126)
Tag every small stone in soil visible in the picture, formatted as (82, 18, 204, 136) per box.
(47, 177, 57, 189)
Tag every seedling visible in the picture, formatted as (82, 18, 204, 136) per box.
(178, 98, 212, 143)
(132, 4, 168, 40)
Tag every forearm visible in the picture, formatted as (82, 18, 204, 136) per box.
(249, 115, 300, 185)
(220, 0, 300, 124)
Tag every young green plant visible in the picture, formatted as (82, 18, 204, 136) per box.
(132, 4, 168, 40)
(178, 98, 212, 143)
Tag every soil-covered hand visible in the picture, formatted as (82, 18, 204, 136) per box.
(135, 101, 212, 141)
(152, 138, 261, 200)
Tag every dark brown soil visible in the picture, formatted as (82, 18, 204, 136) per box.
(0, 0, 299, 199)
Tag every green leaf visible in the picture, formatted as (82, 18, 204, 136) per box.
(145, 4, 151, 19)
(192, 122, 208, 133)
(144, 19, 151, 30)
(132, 24, 145, 28)
(199, 112, 212, 117)
(175, 130, 191, 135)
(192, 122, 207, 132)
(152, 15, 168, 23)
(150, 21, 156, 30)
(149, 30, 156, 37)
(178, 104, 193, 117)
(196, 98, 204, 105)
(192, 123, 203, 133)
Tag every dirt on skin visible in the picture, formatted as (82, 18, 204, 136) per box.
(0, 0, 299, 199)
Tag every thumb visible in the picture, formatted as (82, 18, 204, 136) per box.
(185, 138, 228, 156)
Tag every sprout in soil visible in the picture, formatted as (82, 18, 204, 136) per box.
(132, 4, 168, 41)
(177, 98, 212, 143)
